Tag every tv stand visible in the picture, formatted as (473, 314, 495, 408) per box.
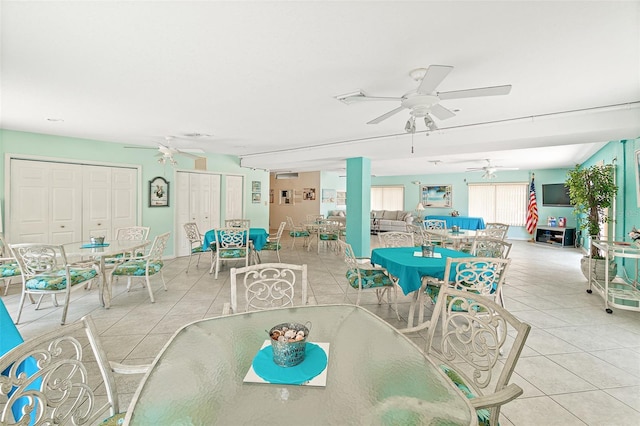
(535, 226, 576, 247)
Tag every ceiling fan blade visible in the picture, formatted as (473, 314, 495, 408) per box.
(367, 106, 406, 124)
(438, 84, 512, 100)
(176, 150, 204, 160)
(417, 65, 454, 94)
(429, 103, 456, 120)
(124, 146, 158, 150)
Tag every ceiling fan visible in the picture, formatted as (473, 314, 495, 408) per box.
(335, 65, 511, 132)
(125, 137, 205, 166)
(466, 159, 519, 179)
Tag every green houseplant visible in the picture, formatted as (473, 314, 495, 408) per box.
(564, 163, 618, 279)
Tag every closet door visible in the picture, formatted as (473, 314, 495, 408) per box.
(111, 167, 138, 233)
(10, 159, 82, 244)
(83, 166, 112, 240)
(225, 175, 244, 221)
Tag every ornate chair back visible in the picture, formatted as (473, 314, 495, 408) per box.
(183, 222, 214, 272)
(424, 219, 447, 230)
(262, 221, 286, 261)
(480, 223, 509, 240)
(0, 234, 22, 295)
(424, 287, 531, 426)
(115, 226, 150, 241)
(212, 227, 250, 279)
(378, 231, 415, 248)
(471, 236, 512, 259)
(225, 219, 251, 228)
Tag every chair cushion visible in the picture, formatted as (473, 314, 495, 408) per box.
(99, 412, 126, 426)
(346, 268, 393, 289)
(319, 234, 338, 241)
(440, 365, 493, 426)
(219, 249, 247, 259)
(425, 284, 488, 312)
(262, 241, 282, 251)
(112, 260, 163, 276)
(1, 263, 21, 278)
(191, 246, 213, 254)
(25, 267, 98, 290)
(289, 231, 310, 237)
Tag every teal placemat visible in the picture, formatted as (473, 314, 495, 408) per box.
(252, 342, 327, 385)
(81, 243, 110, 248)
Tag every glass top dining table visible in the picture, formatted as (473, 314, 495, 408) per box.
(125, 304, 476, 425)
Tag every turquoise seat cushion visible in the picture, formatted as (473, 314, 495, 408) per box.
(345, 268, 393, 289)
(219, 249, 247, 259)
(1, 263, 21, 277)
(112, 260, 163, 276)
(25, 267, 98, 290)
(262, 241, 281, 251)
(289, 231, 310, 237)
(192, 245, 214, 254)
(425, 284, 488, 312)
(99, 412, 126, 426)
(440, 365, 493, 426)
(319, 234, 338, 241)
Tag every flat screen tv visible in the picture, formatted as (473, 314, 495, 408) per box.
(541, 183, 572, 207)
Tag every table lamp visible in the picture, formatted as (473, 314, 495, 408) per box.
(415, 202, 425, 222)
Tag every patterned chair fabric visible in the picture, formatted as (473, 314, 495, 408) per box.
(440, 365, 493, 426)
(10, 243, 100, 325)
(337, 239, 399, 319)
(0, 235, 22, 295)
(286, 216, 310, 249)
(108, 232, 170, 303)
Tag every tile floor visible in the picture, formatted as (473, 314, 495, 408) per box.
(2, 235, 640, 425)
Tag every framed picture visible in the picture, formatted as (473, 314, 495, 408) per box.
(303, 188, 316, 201)
(280, 189, 293, 205)
(149, 176, 169, 207)
(336, 191, 346, 206)
(636, 150, 640, 207)
(322, 189, 336, 203)
(252, 192, 261, 203)
(269, 189, 274, 204)
(252, 181, 261, 193)
(420, 184, 452, 208)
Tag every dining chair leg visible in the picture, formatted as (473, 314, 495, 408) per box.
(145, 275, 155, 303)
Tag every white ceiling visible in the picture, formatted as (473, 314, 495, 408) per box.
(2, 1, 639, 176)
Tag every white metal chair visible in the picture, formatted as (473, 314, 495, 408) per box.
(286, 216, 310, 249)
(378, 231, 415, 248)
(337, 239, 399, 319)
(406, 223, 428, 246)
(0, 315, 149, 426)
(262, 221, 286, 262)
(306, 214, 324, 223)
(0, 234, 22, 296)
(424, 219, 447, 230)
(210, 227, 251, 279)
(223, 263, 308, 314)
(115, 226, 150, 241)
(480, 223, 510, 240)
(421, 287, 531, 426)
(225, 219, 251, 228)
(183, 222, 215, 272)
(10, 243, 99, 325)
(108, 232, 170, 303)
(315, 219, 341, 253)
(471, 236, 512, 259)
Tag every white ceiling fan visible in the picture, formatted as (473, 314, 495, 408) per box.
(125, 137, 205, 166)
(335, 65, 511, 133)
(466, 159, 519, 179)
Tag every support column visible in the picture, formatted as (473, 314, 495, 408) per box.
(345, 157, 370, 257)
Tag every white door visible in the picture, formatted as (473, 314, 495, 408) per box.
(225, 175, 244, 221)
(83, 165, 112, 240)
(111, 167, 138, 234)
(175, 172, 222, 257)
(49, 164, 83, 244)
(10, 159, 50, 242)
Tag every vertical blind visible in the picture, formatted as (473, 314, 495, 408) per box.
(371, 186, 405, 211)
(468, 183, 528, 226)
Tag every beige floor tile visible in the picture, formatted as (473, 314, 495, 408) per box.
(552, 390, 640, 425)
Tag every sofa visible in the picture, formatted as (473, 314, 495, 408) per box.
(327, 210, 346, 225)
(371, 210, 413, 232)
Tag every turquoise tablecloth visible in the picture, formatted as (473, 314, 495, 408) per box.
(424, 215, 486, 230)
(370, 246, 474, 295)
(1, 299, 39, 424)
(203, 228, 269, 251)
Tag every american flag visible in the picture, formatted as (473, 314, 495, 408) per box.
(525, 177, 538, 234)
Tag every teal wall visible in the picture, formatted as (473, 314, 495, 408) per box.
(371, 168, 576, 240)
(319, 171, 346, 218)
(0, 129, 269, 256)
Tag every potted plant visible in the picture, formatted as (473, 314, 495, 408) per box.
(564, 163, 618, 281)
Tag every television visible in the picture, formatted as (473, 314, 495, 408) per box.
(541, 183, 572, 207)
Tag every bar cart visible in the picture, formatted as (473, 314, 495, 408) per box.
(588, 240, 640, 314)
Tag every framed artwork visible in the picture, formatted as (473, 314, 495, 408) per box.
(252, 181, 261, 192)
(149, 176, 169, 207)
(322, 189, 336, 203)
(336, 191, 346, 206)
(252, 192, 261, 203)
(269, 189, 274, 204)
(303, 188, 316, 201)
(636, 150, 640, 207)
(280, 189, 293, 205)
(420, 184, 452, 208)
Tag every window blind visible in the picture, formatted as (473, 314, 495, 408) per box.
(371, 186, 405, 211)
(468, 183, 528, 226)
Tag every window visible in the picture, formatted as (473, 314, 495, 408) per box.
(371, 186, 404, 210)
(468, 183, 528, 226)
